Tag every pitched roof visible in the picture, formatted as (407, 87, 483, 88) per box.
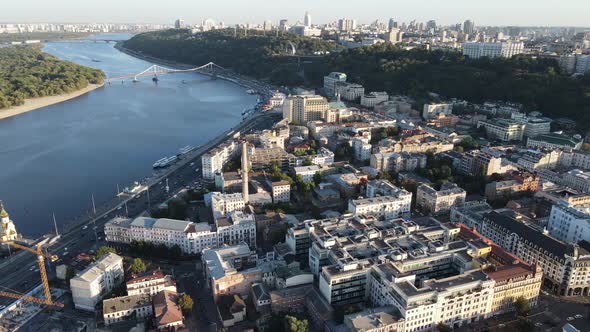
(153, 290, 183, 327)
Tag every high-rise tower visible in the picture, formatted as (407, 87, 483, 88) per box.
(241, 143, 249, 204)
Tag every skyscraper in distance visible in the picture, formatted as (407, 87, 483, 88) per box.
(388, 18, 397, 30)
(463, 19, 475, 35)
(304, 11, 312, 27)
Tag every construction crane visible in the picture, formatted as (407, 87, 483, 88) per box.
(0, 242, 62, 307)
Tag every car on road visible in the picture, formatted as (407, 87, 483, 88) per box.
(535, 322, 542, 327)
(29, 266, 35, 271)
(498, 324, 505, 328)
(82, 225, 88, 230)
(575, 314, 583, 319)
(0, 305, 6, 310)
(567, 317, 574, 321)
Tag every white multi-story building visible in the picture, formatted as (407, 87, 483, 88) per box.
(477, 119, 525, 141)
(271, 181, 291, 203)
(422, 103, 452, 120)
(352, 138, 372, 162)
(463, 41, 524, 59)
(549, 201, 590, 243)
(294, 165, 321, 182)
(517, 150, 562, 171)
(105, 217, 217, 255)
(283, 95, 330, 125)
(360, 92, 389, 108)
(71, 253, 124, 311)
(371, 151, 427, 173)
(416, 182, 466, 215)
(126, 271, 177, 296)
(216, 211, 257, 248)
(324, 72, 347, 97)
(348, 185, 412, 219)
(309, 147, 335, 166)
(563, 169, 590, 193)
(522, 118, 551, 138)
(526, 133, 583, 151)
(335, 82, 365, 101)
(103, 294, 153, 326)
(210, 192, 245, 218)
(202, 141, 239, 180)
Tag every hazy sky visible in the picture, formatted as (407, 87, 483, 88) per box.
(2, 0, 589, 27)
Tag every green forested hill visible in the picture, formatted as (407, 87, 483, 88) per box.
(123, 29, 342, 85)
(0, 46, 105, 108)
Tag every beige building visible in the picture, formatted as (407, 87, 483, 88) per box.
(126, 270, 177, 296)
(202, 243, 261, 301)
(282, 95, 329, 125)
(103, 294, 152, 326)
(416, 182, 466, 215)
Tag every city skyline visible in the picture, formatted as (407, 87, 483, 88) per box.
(2, 0, 590, 27)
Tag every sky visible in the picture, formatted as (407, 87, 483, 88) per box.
(2, 0, 589, 27)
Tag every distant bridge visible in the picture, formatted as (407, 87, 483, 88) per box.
(105, 62, 226, 82)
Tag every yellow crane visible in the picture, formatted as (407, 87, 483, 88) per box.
(0, 242, 62, 307)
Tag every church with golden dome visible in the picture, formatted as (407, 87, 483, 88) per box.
(0, 201, 18, 242)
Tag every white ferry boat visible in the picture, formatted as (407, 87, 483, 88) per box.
(153, 157, 168, 168)
(178, 145, 195, 156)
(158, 156, 178, 168)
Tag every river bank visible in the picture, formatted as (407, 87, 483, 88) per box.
(0, 83, 103, 121)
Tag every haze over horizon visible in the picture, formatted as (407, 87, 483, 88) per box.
(2, 0, 590, 27)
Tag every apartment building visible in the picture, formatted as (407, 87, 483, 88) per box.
(126, 270, 177, 296)
(522, 118, 552, 138)
(105, 217, 217, 255)
(210, 192, 245, 218)
(484, 172, 540, 201)
(202, 243, 261, 301)
(349, 187, 412, 219)
(370, 152, 427, 173)
(416, 182, 466, 215)
(563, 169, 590, 193)
(324, 72, 347, 97)
(458, 225, 542, 316)
(271, 181, 291, 203)
(335, 82, 365, 102)
(294, 165, 321, 182)
(526, 133, 583, 151)
(352, 138, 372, 161)
(477, 119, 525, 141)
(103, 294, 153, 326)
(463, 41, 524, 59)
(283, 95, 329, 125)
(216, 211, 257, 248)
(480, 211, 590, 296)
(422, 103, 452, 120)
(249, 146, 297, 172)
(548, 200, 590, 243)
(361, 92, 389, 108)
(517, 150, 562, 171)
(460, 149, 516, 176)
(71, 253, 124, 311)
(202, 140, 239, 180)
(344, 307, 405, 332)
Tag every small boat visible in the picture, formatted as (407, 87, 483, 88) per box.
(91, 59, 101, 62)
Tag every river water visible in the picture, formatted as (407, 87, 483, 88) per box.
(0, 33, 256, 236)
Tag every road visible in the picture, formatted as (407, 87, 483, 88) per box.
(0, 110, 281, 307)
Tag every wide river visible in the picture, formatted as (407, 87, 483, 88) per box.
(0, 33, 256, 237)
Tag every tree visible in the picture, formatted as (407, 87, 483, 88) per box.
(302, 157, 313, 166)
(514, 296, 531, 316)
(130, 258, 146, 274)
(436, 323, 452, 332)
(313, 172, 322, 185)
(285, 315, 308, 332)
(95, 246, 116, 259)
(516, 318, 535, 332)
(65, 266, 76, 282)
(178, 294, 194, 313)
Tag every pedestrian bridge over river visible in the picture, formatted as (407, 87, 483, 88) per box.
(105, 62, 226, 82)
